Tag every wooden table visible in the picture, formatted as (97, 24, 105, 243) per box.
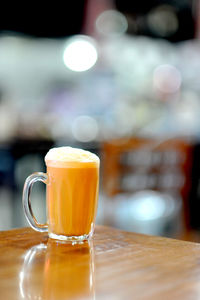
(1, 226, 200, 300)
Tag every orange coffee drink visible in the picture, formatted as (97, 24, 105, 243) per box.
(23, 146, 100, 241)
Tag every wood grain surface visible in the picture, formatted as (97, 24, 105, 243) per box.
(0, 226, 200, 300)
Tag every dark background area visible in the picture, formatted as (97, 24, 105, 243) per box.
(0, 0, 195, 41)
(0, 1, 86, 37)
(115, 0, 195, 42)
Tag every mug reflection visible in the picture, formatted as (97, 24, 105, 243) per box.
(20, 240, 95, 300)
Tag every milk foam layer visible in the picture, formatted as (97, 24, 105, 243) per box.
(45, 146, 99, 167)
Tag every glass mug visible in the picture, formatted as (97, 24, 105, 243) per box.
(22, 147, 100, 241)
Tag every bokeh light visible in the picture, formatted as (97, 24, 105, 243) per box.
(153, 64, 181, 94)
(147, 5, 179, 37)
(72, 115, 99, 142)
(63, 35, 98, 72)
(96, 10, 128, 37)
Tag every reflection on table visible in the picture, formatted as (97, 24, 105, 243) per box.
(20, 240, 95, 300)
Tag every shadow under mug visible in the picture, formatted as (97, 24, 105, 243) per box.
(22, 159, 99, 241)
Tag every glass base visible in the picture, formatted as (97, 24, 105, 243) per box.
(49, 232, 91, 243)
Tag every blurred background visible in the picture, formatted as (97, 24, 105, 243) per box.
(1, 0, 200, 241)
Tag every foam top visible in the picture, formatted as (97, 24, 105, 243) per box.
(45, 146, 100, 167)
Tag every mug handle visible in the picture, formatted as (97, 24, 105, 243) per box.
(22, 172, 48, 232)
